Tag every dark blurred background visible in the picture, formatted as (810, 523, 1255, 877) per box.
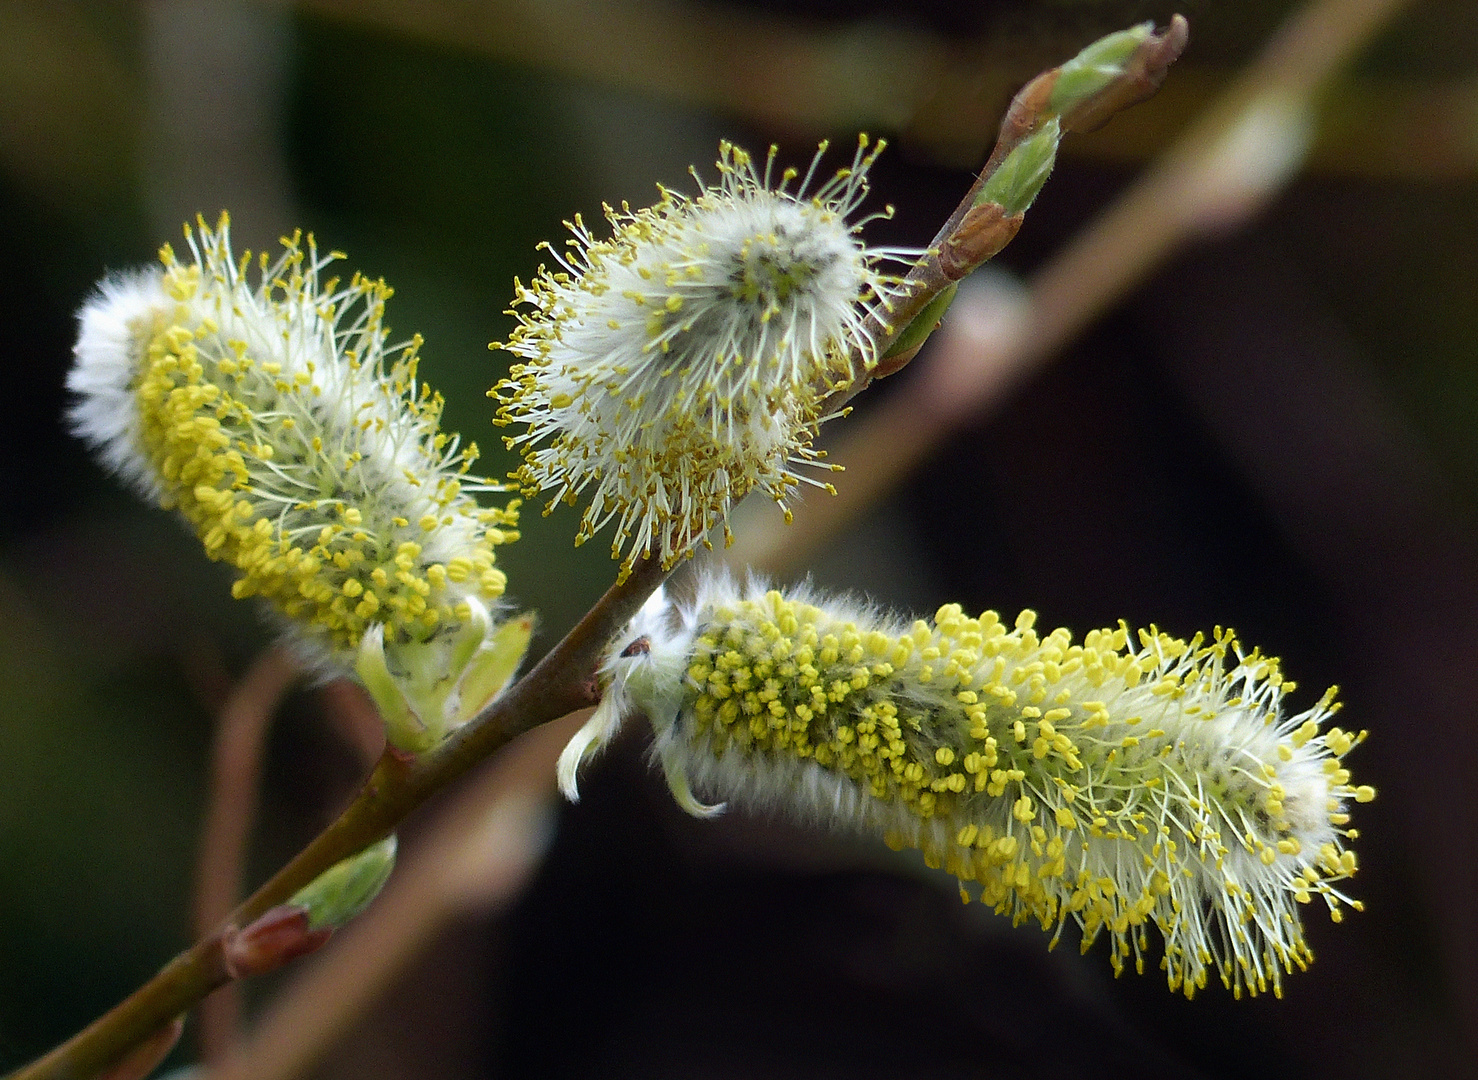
(2, 0, 1476, 1076)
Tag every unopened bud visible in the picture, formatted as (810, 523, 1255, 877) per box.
(976, 119, 1060, 217)
(1048, 22, 1155, 116)
(357, 599, 533, 754)
(290, 834, 398, 931)
(222, 906, 332, 979)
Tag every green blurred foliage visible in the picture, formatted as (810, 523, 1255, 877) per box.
(0, 576, 207, 1057)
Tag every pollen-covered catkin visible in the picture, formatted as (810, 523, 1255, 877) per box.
(70, 214, 529, 750)
(493, 138, 917, 577)
(560, 574, 1371, 999)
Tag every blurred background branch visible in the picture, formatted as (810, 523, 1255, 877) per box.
(190, 647, 300, 1064)
(293, 0, 1478, 178)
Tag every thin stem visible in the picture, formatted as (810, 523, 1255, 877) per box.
(192, 647, 300, 1064)
(7, 557, 670, 1080)
(823, 16, 1188, 413)
(1024, 0, 1410, 356)
(206, 712, 583, 1080)
(96, 1019, 182, 1080)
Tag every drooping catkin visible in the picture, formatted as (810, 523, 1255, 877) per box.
(560, 573, 1370, 999)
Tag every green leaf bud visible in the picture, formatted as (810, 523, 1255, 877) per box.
(290, 835, 398, 931)
(1048, 22, 1154, 116)
(976, 119, 1061, 217)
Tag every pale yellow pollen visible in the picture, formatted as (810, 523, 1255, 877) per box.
(130, 216, 519, 653)
(663, 587, 1367, 1001)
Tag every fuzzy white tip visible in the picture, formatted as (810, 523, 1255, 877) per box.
(69, 269, 171, 499)
(556, 583, 702, 801)
(659, 742, 726, 818)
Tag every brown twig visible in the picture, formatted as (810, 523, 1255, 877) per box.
(95, 1019, 182, 1080)
(205, 712, 584, 1080)
(7, 555, 669, 1080)
(827, 17, 1187, 408)
(192, 647, 302, 1064)
(1023, 0, 1412, 356)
